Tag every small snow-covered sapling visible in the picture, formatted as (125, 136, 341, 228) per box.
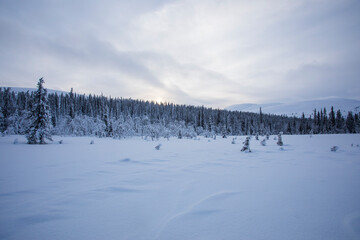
(255, 133, 259, 140)
(231, 138, 236, 144)
(59, 140, 63, 144)
(155, 144, 162, 150)
(260, 139, 266, 146)
(13, 138, 18, 144)
(241, 137, 251, 152)
(331, 146, 339, 152)
(90, 140, 94, 144)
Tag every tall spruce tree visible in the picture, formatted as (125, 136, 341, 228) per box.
(68, 88, 75, 119)
(335, 110, 344, 131)
(0, 108, 4, 134)
(329, 106, 336, 132)
(0, 87, 12, 133)
(26, 78, 52, 144)
(355, 113, 360, 132)
(346, 112, 355, 133)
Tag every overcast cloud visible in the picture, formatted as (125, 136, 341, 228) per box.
(0, 0, 359, 108)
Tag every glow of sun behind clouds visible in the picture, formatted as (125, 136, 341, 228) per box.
(155, 98, 163, 104)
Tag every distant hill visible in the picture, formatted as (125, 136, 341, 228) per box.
(226, 98, 360, 117)
(1, 87, 67, 95)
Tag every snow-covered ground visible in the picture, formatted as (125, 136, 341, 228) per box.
(1, 134, 360, 240)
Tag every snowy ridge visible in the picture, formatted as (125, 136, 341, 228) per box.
(1, 87, 67, 95)
(227, 98, 360, 117)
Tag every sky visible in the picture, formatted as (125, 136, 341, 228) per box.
(0, 0, 359, 108)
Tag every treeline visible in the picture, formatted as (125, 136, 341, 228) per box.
(0, 87, 359, 139)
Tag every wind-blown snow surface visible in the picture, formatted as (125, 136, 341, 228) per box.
(1, 135, 360, 240)
(227, 98, 360, 116)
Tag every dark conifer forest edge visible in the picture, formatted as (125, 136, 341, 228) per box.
(0, 85, 359, 139)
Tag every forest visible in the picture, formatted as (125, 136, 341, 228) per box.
(0, 85, 359, 139)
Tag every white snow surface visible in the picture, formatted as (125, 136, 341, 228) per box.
(1, 135, 360, 240)
(227, 98, 360, 116)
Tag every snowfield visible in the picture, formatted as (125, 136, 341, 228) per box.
(1, 134, 360, 240)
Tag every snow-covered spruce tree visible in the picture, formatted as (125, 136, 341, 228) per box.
(178, 130, 182, 139)
(164, 129, 170, 140)
(0, 108, 5, 135)
(0, 87, 12, 134)
(277, 132, 283, 146)
(221, 125, 227, 138)
(103, 108, 113, 137)
(346, 111, 355, 133)
(25, 78, 53, 144)
(241, 136, 251, 152)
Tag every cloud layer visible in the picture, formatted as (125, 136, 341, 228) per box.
(1, 0, 359, 107)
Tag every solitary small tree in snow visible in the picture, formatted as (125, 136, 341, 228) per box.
(277, 132, 283, 146)
(241, 136, 251, 152)
(25, 78, 52, 144)
(330, 146, 338, 152)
